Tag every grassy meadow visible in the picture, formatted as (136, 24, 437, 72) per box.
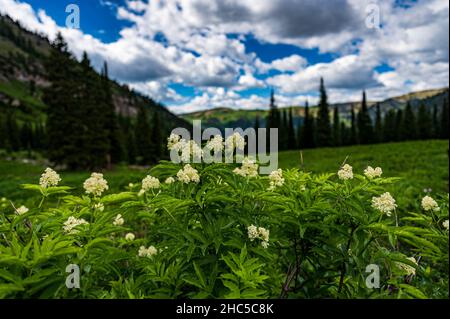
(1, 140, 448, 208)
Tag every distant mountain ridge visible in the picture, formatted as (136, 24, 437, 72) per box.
(181, 88, 449, 130)
(0, 14, 189, 130)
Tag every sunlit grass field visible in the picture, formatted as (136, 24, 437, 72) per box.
(1, 140, 448, 208)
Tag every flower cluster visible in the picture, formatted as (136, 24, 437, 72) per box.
(165, 177, 175, 184)
(113, 214, 124, 226)
(39, 168, 61, 188)
(142, 175, 160, 191)
(177, 164, 200, 184)
(371, 192, 397, 216)
(93, 203, 104, 212)
(63, 216, 88, 234)
(443, 220, 449, 231)
(167, 134, 182, 150)
(233, 157, 259, 178)
(268, 169, 285, 190)
(396, 257, 418, 276)
(225, 132, 245, 151)
(16, 205, 29, 215)
(421, 196, 440, 212)
(138, 245, 158, 258)
(337, 164, 353, 180)
(205, 135, 224, 153)
(247, 225, 270, 248)
(180, 140, 203, 162)
(125, 233, 135, 241)
(364, 166, 382, 179)
(83, 173, 109, 197)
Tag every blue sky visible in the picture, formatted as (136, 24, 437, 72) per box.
(0, 0, 448, 113)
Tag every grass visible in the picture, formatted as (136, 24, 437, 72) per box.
(0, 140, 448, 208)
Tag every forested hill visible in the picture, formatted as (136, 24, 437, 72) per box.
(0, 14, 188, 130)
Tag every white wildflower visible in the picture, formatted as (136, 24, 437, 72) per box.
(83, 173, 108, 197)
(177, 164, 200, 184)
(205, 135, 224, 153)
(372, 192, 397, 216)
(364, 166, 382, 179)
(233, 157, 259, 178)
(421, 196, 440, 212)
(16, 205, 29, 215)
(93, 203, 104, 212)
(261, 241, 269, 249)
(180, 140, 203, 162)
(141, 175, 160, 192)
(113, 214, 124, 226)
(39, 168, 61, 188)
(225, 132, 245, 151)
(138, 245, 158, 258)
(167, 133, 181, 150)
(125, 233, 135, 241)
(165, 177, 175, 184)
(63, 216, 88, 234)
(337, 164, 353, 180)
(396, 257, 418, 276)
(247, 225, 259, 241)
(268, 169, 285, 190)
(258, 227, 270, 242)
(443, 220, 449, 231)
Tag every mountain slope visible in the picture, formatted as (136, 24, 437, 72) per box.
(181, 88, 449, 130)
(0, 14, 188, 130)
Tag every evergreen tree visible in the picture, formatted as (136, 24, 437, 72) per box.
(266, 89, 280, 148)
(341, 122, 350, 146)
(287, 108, 296, 150)
(135, 106, 153, 165)
(280, 109, 288, 150)
(432, 104, 440, 138)
(19, 122, 33, 151)
(401, 102, 417, 140)
(316, 78, 332, 147)
(150, 112, 163, 162)
(395, 109, 404, 141)
(299, 101, 315, 149)
(357, 91, 373, 144)
(44, 33, 86, 169)
(350, 106, 357, 145)
(101, 62, 125, 166)
(382, 109, 397, 142)
(374, 103, 383, 143)
(254, 115, 260, 150)
(6, 112, 20, 152)
(440, 98, 449, 139)
(332, 106, 341, 146)
(417, 103, 432, 140)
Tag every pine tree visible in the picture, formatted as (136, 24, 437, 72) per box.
(357, 91, 373, 144)
(374, 103, 383, 143)
(280, 109, 288, 150)
(101, 62, 125, 166)
(287, 108, 296, 150)
(350, 106, 357, 145)
(316, 78, 332, 147)
(341, 122, 350, 145)
(417, 103, 432, 140)
(332, 106, 341, 147)
(401, 102, 417, 141)
(254, 115, 260, 150)
(395, 109, 404, 141)
(432, 104, 440, 138)
(135, 106, 153, 165)
(150, 111, 163, 162)
(440, 98, 449, 139)
(6, 112, 20, 152)
(44, 33, 86, 169)
(266, 89, 280, 148)
(299, 101, 315, 149)
(382, 109, 397, 142)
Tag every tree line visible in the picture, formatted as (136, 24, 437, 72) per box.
(1, 33, 165, 170)
(262, 79, 449, 151)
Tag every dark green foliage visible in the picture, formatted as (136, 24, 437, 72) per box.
(401, 102, 417, 140)
(316, 78, 332, 147)
(350, 106, 357, 145)
(287, 108, 296, 150)
(150, 112, 163, 161)
(357, 91, 373, 144)
(417, 103, 432, 140)
(374, 103, 383, 143)
(383, 109, 397, 142)
(332, 106, 341, 146)
(299, 102, 315, 149)
(135, 106, 153, 165)
(440, 98, 449, 139)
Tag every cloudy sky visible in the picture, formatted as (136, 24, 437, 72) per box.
(0, 0, 448, 114)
